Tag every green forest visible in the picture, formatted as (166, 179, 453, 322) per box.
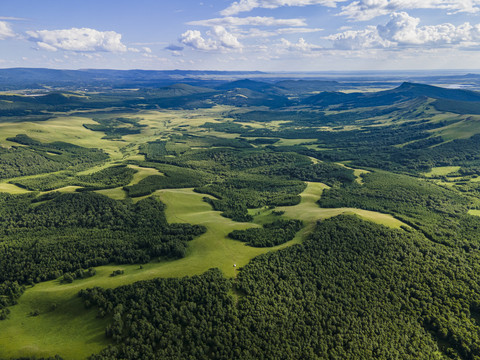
(2, 78, 480, 359)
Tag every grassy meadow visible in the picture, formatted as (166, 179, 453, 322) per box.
(0, 101, 447, 359)
(0, 177, 408, 359)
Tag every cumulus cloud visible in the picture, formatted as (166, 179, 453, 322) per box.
(340, 0, 480, 21)
(221, 0, 345, 16)
(188, 16, 306, 27)
(327, 25, 392, 49)
(280, 37, 322, 51)
(180, 30, 217, 51)
(328, 11, 480, 49)
(377, 12, 480, 45)
(26, 28, 129, 52)
(180, 26, 242, 51)
(0, 21, 15, 39)
(240, 26, 323, 38)
(212, 26, 243, 48)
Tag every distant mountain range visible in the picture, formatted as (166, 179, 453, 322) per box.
(302, 82, 480, 109)
(2, 70, 480, 114)
(0, 68, 265, 90)
(2, 68, 480, 92)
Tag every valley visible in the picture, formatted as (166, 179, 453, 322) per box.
(1, 71, 480, 359)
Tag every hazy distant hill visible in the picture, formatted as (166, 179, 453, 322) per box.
(213, 87, 289, 107)
(0, 68, 265, 90)
(215, 79, 287, 95)
(142, 84, 216, 98)
(303, 82, 480, 109)
(275, 80, 342, 93)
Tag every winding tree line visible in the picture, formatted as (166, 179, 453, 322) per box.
(80, 216, 480, 359)
(12, 165, 136, 191)
(318, 171, 480, 247)
(0, 192, 205, 288)
(4, 93, 480, 360)
(134, 147, 354, 221)
(0, 134, 108, 179)
(229, 219, 302, 247)
(201, 110, 480, 176)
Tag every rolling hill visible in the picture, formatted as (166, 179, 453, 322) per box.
(303, 82, 480, 109)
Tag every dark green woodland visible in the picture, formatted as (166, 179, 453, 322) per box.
(3, 72, 480, 359)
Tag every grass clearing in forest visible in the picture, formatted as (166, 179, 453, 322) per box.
(431, 115, 480, 140)
(275, 138, 315, 146)
(423, 166, 461, 177)
(0, 187, 297, 360)
(0, 180, 406, 360)
(277, 182, 407, 230)
(94, 187, 127, 200)
(468, 209, 480, 217)
(0, 116, 126, 159)
(336, 162, 370, 184)
(127, 165, 164, 185)
(0, 182, 30, 194)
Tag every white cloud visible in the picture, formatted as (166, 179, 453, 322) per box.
(180, 30, 217, 51)
(236, 28, 278, 38)
(26, 28, 129, 52)
(180, 27, 242, 51)
(37, 41, 59, 51)
(212, 26, 243, 48)
(235, 26, 323, 38)
(328, 12, 480, 49)
(277, 27, 324, 34)
(188, 16, 307, 27)
(340, 0, 480, 21)
(0, 21, 15, 39)
(0, 17, 26, 21)
(221, 0, 345, 16)
(377, 12, 480, 45)
(327, 25, 392, 49)
(280, 37, 322, 51)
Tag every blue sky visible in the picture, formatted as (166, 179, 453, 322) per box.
(2, 0, 480, 71)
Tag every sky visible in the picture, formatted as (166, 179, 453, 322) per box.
(2, 0, 480, 71)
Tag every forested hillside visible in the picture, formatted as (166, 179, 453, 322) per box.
(81, 216, 480, 360)
(2, 77, 480, 359)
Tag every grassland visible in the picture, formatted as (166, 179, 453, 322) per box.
(127, 165, 163, 185)
(275, 138, 317, 146)
(278, 182, 407, 230)
(0, 104, 418, 359)
(0, 188, 278, 360)
(468, 209, 480, 217)
(336, 162, 370, 184)
(0, 164, 163, 198)
(423, 166, 461, 177)
(432, 114, 480, 140)
(0, 116, 125, 159)
(0, 182, 30, 194)
(0, 181, 407, 360)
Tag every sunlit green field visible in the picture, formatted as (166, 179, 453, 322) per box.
(278, 182, 407, 230)
(0, 105, 412, 359)
(0, 116, 125, 158)
(432, 114, 480, 140)
(423, 166, 461, 177)
(0, 179, 406, 359)
(468, 209, 480, 217)
(0, 188, 281, 359)
(0, 182, 30, 194)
